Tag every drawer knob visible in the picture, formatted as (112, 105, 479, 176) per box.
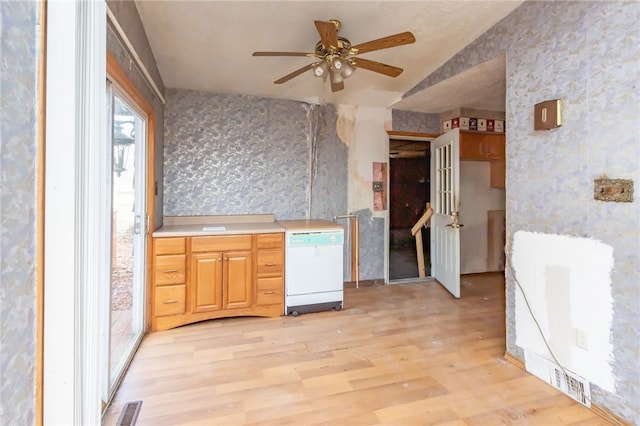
(163, 299, 178, 304)
(163, 269, 178, 273)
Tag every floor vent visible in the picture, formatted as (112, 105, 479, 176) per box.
(116, 400, 142, 426)
(524, 350, 591, 408)
(552, 366, 589, 406)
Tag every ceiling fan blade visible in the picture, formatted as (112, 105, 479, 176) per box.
(352, 57, 403, 77)
(274, 63, 316, 84)
(351, 31, 416, 55)
(253, 51, 316, 57)
(314, 20, 339, 51)
(331, 80, 344, 92)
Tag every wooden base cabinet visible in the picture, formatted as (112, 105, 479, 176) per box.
(152, 233, 283, 331)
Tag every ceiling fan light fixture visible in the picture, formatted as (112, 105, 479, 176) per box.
(313, 61, 329, 79)
(329, 67, 344, 84)
(341, 60, 356, 78)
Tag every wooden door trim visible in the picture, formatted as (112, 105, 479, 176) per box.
(106, 50, 157, 330)
(36, 1, 47, 424)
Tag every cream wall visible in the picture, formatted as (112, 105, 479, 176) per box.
(459, 161, 505, 274)
(337, 105, 391, 280)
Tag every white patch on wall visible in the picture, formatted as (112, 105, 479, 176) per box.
(512, 230, 615, 392)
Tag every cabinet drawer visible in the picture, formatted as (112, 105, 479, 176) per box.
(256, 233, 284, 249)
(256, 289, 282, 306)
(154, 254, 186, 285)
(155, 285, 186, 317)
(191, 235, 252, 252)
(257, 276, 283, 290)
(257, 249, 283, 275)
(256, 276, 283, 306)
(154, 237, 186, 255)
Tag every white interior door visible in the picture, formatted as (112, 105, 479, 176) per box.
(430, 128, 461, 298)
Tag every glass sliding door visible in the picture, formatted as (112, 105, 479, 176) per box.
(105, 83, 147, 400)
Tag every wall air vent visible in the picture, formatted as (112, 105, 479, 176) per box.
(524, 350, 591, 408)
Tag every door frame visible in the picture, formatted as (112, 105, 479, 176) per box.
(107, 51, 157, 331)
(386, 131, 437, 284)
(104, 52, 157, 406)
(42, 4, 157, 421)
(43, 1, 107, 424)
(103, 82, 150, 404)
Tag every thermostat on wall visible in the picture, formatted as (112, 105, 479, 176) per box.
(534, 99, 562, 130)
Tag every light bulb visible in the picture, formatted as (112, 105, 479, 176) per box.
(341, 61, 355, 78)
(333, 58, 343, 70)
(330, 68, 344, 84)
(313, 62, 329, 79)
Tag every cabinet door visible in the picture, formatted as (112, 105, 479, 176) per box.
(490, 159, 506, 188)
(485, 135, 505, 159)
(459, 136, 485, 160)
(224, 251, 253, 309)
(191, 252, 223, 313)
(459, 132, 505, 160)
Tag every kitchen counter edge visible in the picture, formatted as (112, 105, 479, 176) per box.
(152, 222, 285, 237)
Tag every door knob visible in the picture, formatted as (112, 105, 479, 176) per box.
(446, 211, 464, 229)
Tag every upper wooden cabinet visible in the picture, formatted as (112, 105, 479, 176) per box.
(459, 132, 505, 161)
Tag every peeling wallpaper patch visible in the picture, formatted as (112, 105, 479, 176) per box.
(336, 104, 356, 146)
(513, 231, 615, 392)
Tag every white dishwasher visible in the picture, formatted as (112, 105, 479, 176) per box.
(278, 220, 344, 316)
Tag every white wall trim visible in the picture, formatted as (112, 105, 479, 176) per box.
(44, 1, 106, 424)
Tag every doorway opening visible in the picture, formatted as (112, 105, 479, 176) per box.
(388, 136, 432, 282)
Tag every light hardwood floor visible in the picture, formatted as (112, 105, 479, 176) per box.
(103, 273, 608, 425)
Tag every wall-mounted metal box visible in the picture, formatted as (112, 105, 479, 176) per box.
(534, 99, 562, 130)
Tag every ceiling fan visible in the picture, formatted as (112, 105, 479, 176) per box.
(252, 19, 416, 92)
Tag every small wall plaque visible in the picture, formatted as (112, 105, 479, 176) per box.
(594, 178, 633, 202)
(534, 99, 562, 130)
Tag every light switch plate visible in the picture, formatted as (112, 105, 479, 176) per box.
(594, 178, 633, 202)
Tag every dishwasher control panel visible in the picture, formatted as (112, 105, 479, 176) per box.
(287, 231, 344, 247)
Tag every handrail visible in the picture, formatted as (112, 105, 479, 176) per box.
(412, 204, 433, 278)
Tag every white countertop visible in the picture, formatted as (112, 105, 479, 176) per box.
(152, 214, 285, 237)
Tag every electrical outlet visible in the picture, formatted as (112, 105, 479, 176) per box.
(576, 329, 589, 350)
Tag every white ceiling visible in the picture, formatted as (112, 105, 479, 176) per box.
(135, 1, 521, 113)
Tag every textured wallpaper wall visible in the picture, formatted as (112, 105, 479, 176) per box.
(408, 1, 640, 422)
(391, 109, 441, 134)
(164, 90, 348, 222)
(0, 2, 39, 424)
